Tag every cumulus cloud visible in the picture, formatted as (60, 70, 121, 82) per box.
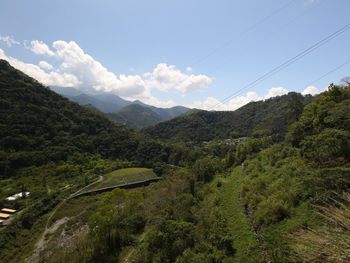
(191, 91, 261, 111)
(3, 39, 212, 105)
(264, 86, 289, 99)
(302, 85, 319, 95)
(29, 40, 55, 56)
(0, 35, 20, 47)
(0, 48, 80, 87)
(191, 87, 291, 111)
(146, 63, 212, 93)
(38, 60, 53, 71)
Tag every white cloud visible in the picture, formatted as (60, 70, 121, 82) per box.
(302, 85, 319, 96)
(264, 86, 289, 99)
(146, 63, 212, 93)
(191, 91, 261, 111)
(191, 97, 223, 110)
(191, 87, 291, 111)
(29, 40, 55, 56)
(49, 40, 147, 97)
(0, 35, 20, 47)
(1, 39, 212, 106)
(137, 93, 176, 108)
(0, 48, 80, 87)
(38, 60, 53, 71)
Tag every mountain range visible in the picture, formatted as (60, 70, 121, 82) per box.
(50, 86, 189, 128)
(144, 92, 312, 142)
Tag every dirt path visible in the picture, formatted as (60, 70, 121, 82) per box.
(28, 217, 68, 262)
(29, 175, 103, 262)
(123, 232, 146, 263)
(45, 175, 103, 229)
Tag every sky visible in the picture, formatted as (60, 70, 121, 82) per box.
(0, 0, 349, 110)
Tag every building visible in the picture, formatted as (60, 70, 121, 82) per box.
(0, 213, 10, 219)
(6, 192, 30, 201)
(1, 208, 16, 214)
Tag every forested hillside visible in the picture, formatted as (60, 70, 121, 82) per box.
(0, 60, 196, 262)
(0, 60, 140, 176)
(144, 92, 312, 142)
(106, 104, 164, 129)
(0, 60, 197, 178)
(1, 59, 350, 263)
(238, 84, 350, 261)
(51, 87, 190, 128)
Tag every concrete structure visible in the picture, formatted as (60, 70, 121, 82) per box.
(1, 208, 16, 214)
(73, 178, 161, 198)
(6, 192, 30, 201)
(0, 213, 10, 219)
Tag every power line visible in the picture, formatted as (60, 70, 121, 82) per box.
(189, 0, 296, 67)
(208, 22, 350, 110)
(208, 0, 325, 74)
(300, 58, 350, 92)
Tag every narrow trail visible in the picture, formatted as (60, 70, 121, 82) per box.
(29, 175, 103, 262)
(238, 168, 272, 263)
(218, 171, 259, 262)
(218, 167, 272, 263)
(44, 175, 103, 229)
(122, 232, 146, 263)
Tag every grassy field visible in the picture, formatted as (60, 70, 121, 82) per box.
(216, 167, 262, 262)
(84, 167, 158, 192)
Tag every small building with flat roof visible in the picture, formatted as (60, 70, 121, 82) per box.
(1, 208, 16, 214)
(0, 213, 10, 219)
(6, 192, 30, 201)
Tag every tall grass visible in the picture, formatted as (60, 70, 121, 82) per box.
(293, 193, 350, 262)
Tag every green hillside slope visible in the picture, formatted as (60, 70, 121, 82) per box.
(107, 104, 163, 129)
(238, 84, 350, 261)
(0, 59, 140, 176)
(144, 92, 311, 142)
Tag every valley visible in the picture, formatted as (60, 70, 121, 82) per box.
(1, 59, 350, 263)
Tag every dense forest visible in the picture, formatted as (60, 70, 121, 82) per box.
(0, 59, 198, 177)
(143, 92, 312, 142)
(0, 59, 349, 263)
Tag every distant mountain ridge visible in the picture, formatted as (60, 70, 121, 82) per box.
(143, 92, 313, 142)
(49, 86, 190, 128)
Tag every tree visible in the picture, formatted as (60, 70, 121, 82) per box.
(192, 157, 221, 182)
(88, 189, 145, 261)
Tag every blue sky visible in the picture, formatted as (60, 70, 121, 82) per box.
(0, 0, 349, 109)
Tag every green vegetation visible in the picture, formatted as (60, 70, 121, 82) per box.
(107, 104, 163, 129)
(293, 193, 350, 262)
(84, 168, 158, 191)
(0, 59, 196, 178)
(144, 92, 311, 142)
(0, 59, 138, 176)
(238, 84, 350, 261)
(1, 60, 350, 262)
(57, 89, 190, 129)
(218, 168, 261, 262)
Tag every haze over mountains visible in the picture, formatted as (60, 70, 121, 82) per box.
(50, 86, 190, 128)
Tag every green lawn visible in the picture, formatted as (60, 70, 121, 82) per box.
(84, 167, 158, 192)
(217, 167, 262, 263)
